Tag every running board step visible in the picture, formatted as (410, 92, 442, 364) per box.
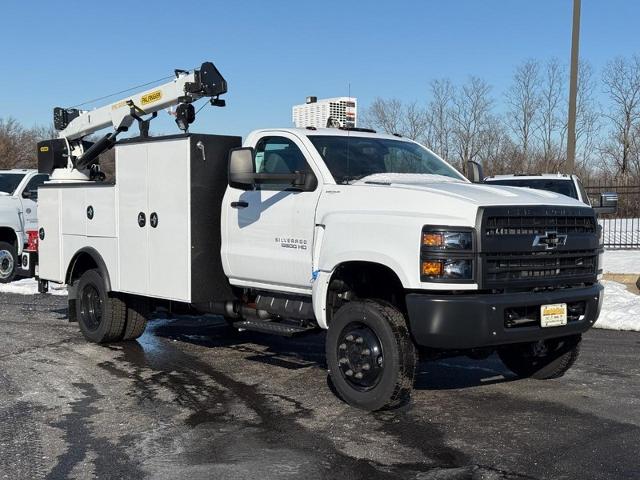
(234, 319, 317, 337)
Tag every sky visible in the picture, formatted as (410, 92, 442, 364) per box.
(1, 0, 640, 138)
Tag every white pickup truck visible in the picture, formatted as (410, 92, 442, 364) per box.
(0, 169, 48, 282)
(484, 173, 618, 214)
(37, 128, 604, 410)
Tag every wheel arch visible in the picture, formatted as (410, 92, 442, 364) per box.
(66, 247, 112, 294)
(319, 260, 406, 328)
(0, 226, 19, 248)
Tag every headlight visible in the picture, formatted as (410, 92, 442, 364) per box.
(420, 227, 475, 282)
(422, 230, 473, 250)
(421, 259, 473, 280)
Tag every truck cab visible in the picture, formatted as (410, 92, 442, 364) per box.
(0, 169, 49, 282)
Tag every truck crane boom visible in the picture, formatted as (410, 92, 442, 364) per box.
(38, 61, 227, 181)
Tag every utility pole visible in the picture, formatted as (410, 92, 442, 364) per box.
(566, 0, 581, 172)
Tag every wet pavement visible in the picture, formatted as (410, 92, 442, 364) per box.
(1, 291, 639, 479)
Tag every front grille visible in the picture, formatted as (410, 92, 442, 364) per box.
(485, 214, 596, 236)
(484, 250, 597, 284)
(480, 206, 599, 289)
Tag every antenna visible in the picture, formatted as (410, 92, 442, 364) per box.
(346, 82, 351, 182)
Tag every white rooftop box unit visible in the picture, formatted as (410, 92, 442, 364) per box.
(292, 96, 357, 129)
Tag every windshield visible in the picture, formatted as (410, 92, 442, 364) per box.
(0, 173, 25, 195)
(486, 179, 578, 200)
(308, 135, 464, 185)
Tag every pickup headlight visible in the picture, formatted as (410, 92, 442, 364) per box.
(420, 227, 475, 282)
(422, 231, 473, 250)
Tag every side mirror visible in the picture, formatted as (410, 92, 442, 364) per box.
(593, 192, 618, 215)
(228, 147, 318, 191)
(228, 147, 257, 190)
(22, 190, 37, 200)
(465, 161, 484, 183)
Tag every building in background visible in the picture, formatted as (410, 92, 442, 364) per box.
(292, 96, 357, 129)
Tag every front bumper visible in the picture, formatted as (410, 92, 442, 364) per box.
(405, 283, 603, 349)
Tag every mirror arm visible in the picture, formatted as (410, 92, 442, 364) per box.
(252, 172, 306, 185)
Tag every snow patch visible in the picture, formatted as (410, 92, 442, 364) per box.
(595, 280, 640, 332)
(0, 278, 67, 296)
(600, 218, 640, 246)
(603, 250, 640, 274)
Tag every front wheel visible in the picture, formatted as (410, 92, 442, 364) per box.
(0, 241, 17, 284)
(498, 334, 582, 380)
(326, 300, 417, 411)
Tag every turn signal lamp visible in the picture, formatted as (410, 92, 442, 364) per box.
(422, 232, 444, 248)
(421, 260, 443, 277)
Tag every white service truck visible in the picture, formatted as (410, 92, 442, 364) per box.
(36, 62, 604, 410)
(0, 169, 48, 282)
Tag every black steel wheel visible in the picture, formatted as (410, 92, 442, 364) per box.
(79, 283, 103, 331)
(326, 300, 417, 411)
(498, 335, 582, 380)
(336, 323, 385, 391)
(75, 269, 126, 343)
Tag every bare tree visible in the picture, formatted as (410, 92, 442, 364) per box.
(401, 101, 428, 141)
(362, 98, 428, 141)
(477, 115, 515, 175)
(600, 55, 640, 176)
(506, 60, 542, 171)
(450, 76, 494, 171)
(574, 60, 600, 176)
(0, 118, 55, 169)
(536, 59, 566, 171)
(362, 98, 403, 135)
(424, 79, 454, 160)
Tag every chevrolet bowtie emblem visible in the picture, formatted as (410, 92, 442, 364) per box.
(533, 231, 567, 250)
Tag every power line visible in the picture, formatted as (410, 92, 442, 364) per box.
(65, 64, 201, 109)
(66, 74, 175, 109)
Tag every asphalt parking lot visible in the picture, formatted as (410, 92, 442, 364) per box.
(1, 291, 639, 480)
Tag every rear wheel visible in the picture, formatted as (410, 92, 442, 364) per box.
(76, 269, 126, 343)
(0, 241, 17, 284)
(326, 300, 417, 411)
(122, 295, 151, 340)
(498, 335, 581, 379)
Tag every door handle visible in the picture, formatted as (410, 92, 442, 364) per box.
(231, 201, 249, 208)
(138, 212, 146, 227)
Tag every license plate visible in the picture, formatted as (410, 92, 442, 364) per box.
(540, 303, 567, 328)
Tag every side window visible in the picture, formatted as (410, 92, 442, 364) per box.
(576, 179, 591, 206)
(23, 174, 49, 197)
(254, 136, 311, 190)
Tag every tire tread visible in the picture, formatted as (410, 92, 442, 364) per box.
(122, 296, 150, 340)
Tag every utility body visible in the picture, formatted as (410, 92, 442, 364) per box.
(37, 62, 604, 410)
(0, 169, 48, 282)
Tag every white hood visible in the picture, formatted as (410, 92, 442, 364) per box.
(352, 173, 586, 207)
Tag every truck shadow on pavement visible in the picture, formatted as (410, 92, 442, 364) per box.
(148, 315, 516, 391)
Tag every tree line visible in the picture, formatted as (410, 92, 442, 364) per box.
(362, 55, 640, 183)
(0, 118, 54, 170)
